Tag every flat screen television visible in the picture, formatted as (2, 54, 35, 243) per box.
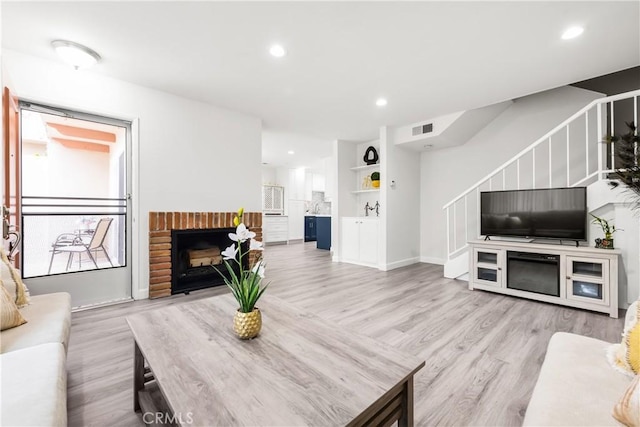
(480, 187, 587, 241)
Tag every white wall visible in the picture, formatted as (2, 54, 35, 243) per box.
(332, 140, 357, 261)
(2, 49, 262, 300)
(381, 127, 421, 269)
(261, 166, 277, 186)
(588, 180, 640, 306)
(420, 86, 603, 264)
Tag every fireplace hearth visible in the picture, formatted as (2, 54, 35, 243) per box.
(171, 228, 247, 295)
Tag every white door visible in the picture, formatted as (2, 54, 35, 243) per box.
(18, 102, 132, 308)
(340, 218, 359, 262)
(359, 219, 379, 265)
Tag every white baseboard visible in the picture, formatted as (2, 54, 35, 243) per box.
(381, 257, 420, 271)
(332, 255, 341, 262)
(336, 258, 380, 269)
(420, 256, 446, 265)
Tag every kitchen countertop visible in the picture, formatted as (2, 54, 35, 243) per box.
(306, 214, 331, 217)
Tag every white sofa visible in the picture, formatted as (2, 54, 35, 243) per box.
(1, 292, 72, 427)
(524, 331, 633, 426)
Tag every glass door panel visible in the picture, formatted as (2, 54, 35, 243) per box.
(19, 105, 132, 308)
(566, 256, 608, 306)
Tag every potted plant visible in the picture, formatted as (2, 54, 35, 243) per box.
(371, 171, 380, 188)
(590, 214, 621, 249)
(216, 208, 268, 339)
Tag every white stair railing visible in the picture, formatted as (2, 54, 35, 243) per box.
(443, 89, 640, 262)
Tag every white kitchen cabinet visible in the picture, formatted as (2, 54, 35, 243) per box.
(288, 168, 306, 201)
(312, 173, 325, 192)
(287, 200, 305, 241)
(304, 172, 313, 201)
(262, 185, 284, 215)
(263, 215, 289, 244)
(340, 217, 379, 267)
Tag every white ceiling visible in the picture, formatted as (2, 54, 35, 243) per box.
(2, 1, 639, 151)
(262, 130, 332, 169)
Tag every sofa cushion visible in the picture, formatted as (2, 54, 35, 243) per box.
(0, 247, 30, 307)
(523, 332, 632, 426)
(0, 281, 26, 330)
(609, 300, 640, 376)
(613, 374, 640, 427)
(0, 292, 71, 354)
(0, 342, 67, 427)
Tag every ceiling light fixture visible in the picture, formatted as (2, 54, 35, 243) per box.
(375, 98, 388, 107)
(269, 45, 287, 58)
(287, 150, 295, 155)
(561, 26, 584, 40)
(51, 40, 101, 69)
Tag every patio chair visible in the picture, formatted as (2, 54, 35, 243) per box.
(47, 218, 114, 274)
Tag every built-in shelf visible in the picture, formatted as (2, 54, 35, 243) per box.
(352, 189, 380, 194)
(350, 164, 380, 172)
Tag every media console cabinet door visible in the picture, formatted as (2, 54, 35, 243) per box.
(472, 247, 504, 288)
(565, 256, 609, 306)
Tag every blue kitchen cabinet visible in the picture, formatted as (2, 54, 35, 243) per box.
(316, 216, 331, 250)
(304, 216, 317, 242)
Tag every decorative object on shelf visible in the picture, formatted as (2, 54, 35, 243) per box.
(371, 171, 380, 188)
(214, 207, 268, 339)
(591, 214, 621, 250)
(362, 174, 372, 190)
(373, 201, 380, 217)
(603, 121, 640, 213)
(363, 146, 379, 165)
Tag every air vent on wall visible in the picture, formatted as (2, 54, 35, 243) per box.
(412, 123, 433, 136)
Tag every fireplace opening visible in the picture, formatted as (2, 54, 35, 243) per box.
(171, 228, 246, 294)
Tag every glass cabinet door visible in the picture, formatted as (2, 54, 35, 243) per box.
(566, 256, 608, 306)
(473, 248, 503, 287)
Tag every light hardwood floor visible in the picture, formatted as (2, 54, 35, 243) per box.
(67, 242, 625, 426)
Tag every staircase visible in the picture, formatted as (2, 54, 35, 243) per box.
(442, 89, 640, 279)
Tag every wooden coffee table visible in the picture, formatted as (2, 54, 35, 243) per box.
(127, 294, 425, 426)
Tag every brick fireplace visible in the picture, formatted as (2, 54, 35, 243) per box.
(148, 211, 262, 299)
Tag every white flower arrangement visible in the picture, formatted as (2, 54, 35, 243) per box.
(216, 208, 268, 313)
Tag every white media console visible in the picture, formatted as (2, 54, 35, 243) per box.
(468, 239, 620, 318)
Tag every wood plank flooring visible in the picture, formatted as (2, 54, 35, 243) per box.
(67, 242, 625, 426)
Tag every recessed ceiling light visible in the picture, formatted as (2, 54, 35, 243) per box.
(51, 40, 101, 69)
(375, 98, 388, 107)
(269, 45, 287, 58)
(561, 26, 584, 40)
(287, 150, 295, 155)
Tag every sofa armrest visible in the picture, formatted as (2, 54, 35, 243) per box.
(523, 332, 632, 426)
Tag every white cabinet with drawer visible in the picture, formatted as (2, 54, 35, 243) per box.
(263, 216, 289, 244)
